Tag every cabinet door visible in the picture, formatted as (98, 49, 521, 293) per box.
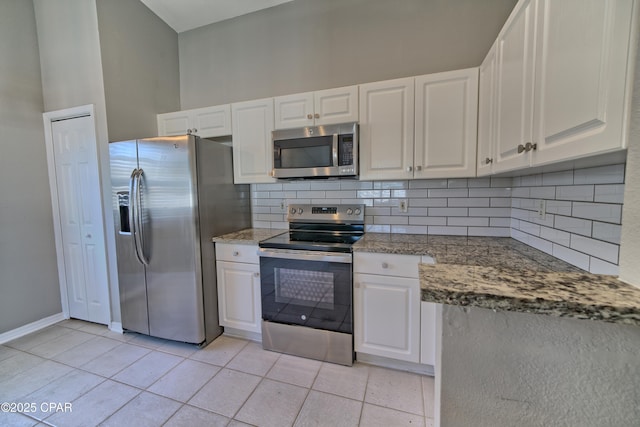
(192, 105, 232, 137)
(216, 261, 261, 333)
(415, 68, 478, 179)
(231, 98, 276, 183)
(157, 111, 191, 136)
(314, 86, 359, 126)
(531, 0, 633, 165)
(493, 0, 537, 174)
(359, 77, 415, 180)
(477, 43, 498, 176)
(354, 273, 420, 363)
(274, 92, 314, 129)
(420, 302, 437, 366)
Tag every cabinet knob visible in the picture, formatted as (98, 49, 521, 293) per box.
(381, 262, 389, 269)
(517, 144, 526, 154)
(485, 157, 493, 164)
(192, 128, 197, 133)
(415, 165, 422, 171)
(314, 113, 320, 119)
(86, 234, 92, 239)
(254, 272, 260, 277)
(406, 166, 413, 172)
(233, 251, 239, 256)
(307, 114, 313, 119)
(524, 142, 537, 152)
(187, 128, 192, 135)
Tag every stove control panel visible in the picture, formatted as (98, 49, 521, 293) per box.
(287, 204, 365, 223)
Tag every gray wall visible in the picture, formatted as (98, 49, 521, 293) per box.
(0, 0, 61, 333)
(178, 0, 517, 108)
(96, 0, 180, 141)
(440, 306, 640, 427)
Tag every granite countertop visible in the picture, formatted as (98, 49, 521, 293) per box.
(356, 233, 640, 326)
(212, 228, 285, 245)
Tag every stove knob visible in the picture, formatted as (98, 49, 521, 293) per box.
(290, 207, 297, 215)
(354, 208, 361, 215)
(298, 208, 303, 214)
(346, 208, 353, 215)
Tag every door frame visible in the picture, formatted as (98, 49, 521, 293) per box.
(42, 104, 112, 324)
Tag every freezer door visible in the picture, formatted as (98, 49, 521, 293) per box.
(110, 140, 149, 335)
(137, 136, 205, 343)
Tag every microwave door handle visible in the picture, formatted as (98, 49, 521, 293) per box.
(332, 134, 339, 167)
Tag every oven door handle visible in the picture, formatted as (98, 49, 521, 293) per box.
(258, 248, 352, 264)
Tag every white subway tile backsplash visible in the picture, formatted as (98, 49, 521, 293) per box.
(409, 216, 447, 226)
(408, 179, 448, 189)
(589, 258, 619, 275)
(573, 164, 625, 185)
(593, 184, 625, 204)
(409, 198, 447, 207)
(468, 188, 512, 198)
(545, 200, 572, 216)
(591, 222, 622, 245)
(570, 235, 619, 264)
(428, 207, 469, 217)
(251, 163, 624, 274)
(374, 181, 410, 190)
(447, 217, 489, 227)
(530, 186, 556, 199)
(539, 227, 571, 247)
(427, 226, 468, 236)
(552, 244, 591, 271)
(572, 202, 622, 224)
(447, 198, 490, 207)
(468, 227, 511, 237)
(542, 170, 574, 186)
(447, 179, 469, 188)
(427, 188, 469, 198)
(555, 185, 594, 202)
(554, 216, 592, 237)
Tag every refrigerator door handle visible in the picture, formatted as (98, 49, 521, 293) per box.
(133, 168, 149, 266)
(128, 168, 142, 263)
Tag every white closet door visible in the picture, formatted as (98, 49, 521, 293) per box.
(51, 116, 109, 324)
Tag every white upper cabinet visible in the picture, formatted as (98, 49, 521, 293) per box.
(477, 42, 498, 177)
(231, 98, 276, 184)
(493, 0, 537, 174)
(414, 68, 478, 179)
(274, 86, 358, 129)
(359, 77, 415, 180)
(487, 0, 634, 174)
(157, 104, 231, 138)
(531, 0, 634, 165)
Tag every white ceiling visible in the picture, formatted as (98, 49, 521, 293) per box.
(140, 0, 295, 33)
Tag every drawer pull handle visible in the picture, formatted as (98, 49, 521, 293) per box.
(233, 251, 239, 256)
(254, 272, 260, 277)
(381, 262, 389, 269)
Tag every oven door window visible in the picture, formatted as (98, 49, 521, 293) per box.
(260, 257, 352, 334)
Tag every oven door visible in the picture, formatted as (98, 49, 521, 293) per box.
(259, 248, 352, 334)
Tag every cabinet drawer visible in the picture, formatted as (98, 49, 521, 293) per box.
(215, 243, 259, 264)
(354, 252, 421, 278)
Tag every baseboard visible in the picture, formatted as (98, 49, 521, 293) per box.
(222, 327, 262, 343)
(109, 322, 123, 334)
(356, 352, 435, 376)
(0, 312, 66, 345)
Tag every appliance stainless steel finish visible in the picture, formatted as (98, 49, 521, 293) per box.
(110, 135, 250, 345)
(271, 122, 358, 179)
(258, 204, 364, 366)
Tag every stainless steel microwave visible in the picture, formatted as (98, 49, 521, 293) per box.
(272, 122, 358, 179)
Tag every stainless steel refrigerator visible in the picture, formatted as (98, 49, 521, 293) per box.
(110, 135, 250, 345)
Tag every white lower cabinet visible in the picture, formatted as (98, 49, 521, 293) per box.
(215, 243, 261, 334)
(354, 252, 435, 365)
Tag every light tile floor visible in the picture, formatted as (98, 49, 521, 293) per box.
(0, 319, 435, 426)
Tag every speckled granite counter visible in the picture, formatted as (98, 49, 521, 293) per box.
(354, 233, 640, 326)
(212, 228, 285, 245)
